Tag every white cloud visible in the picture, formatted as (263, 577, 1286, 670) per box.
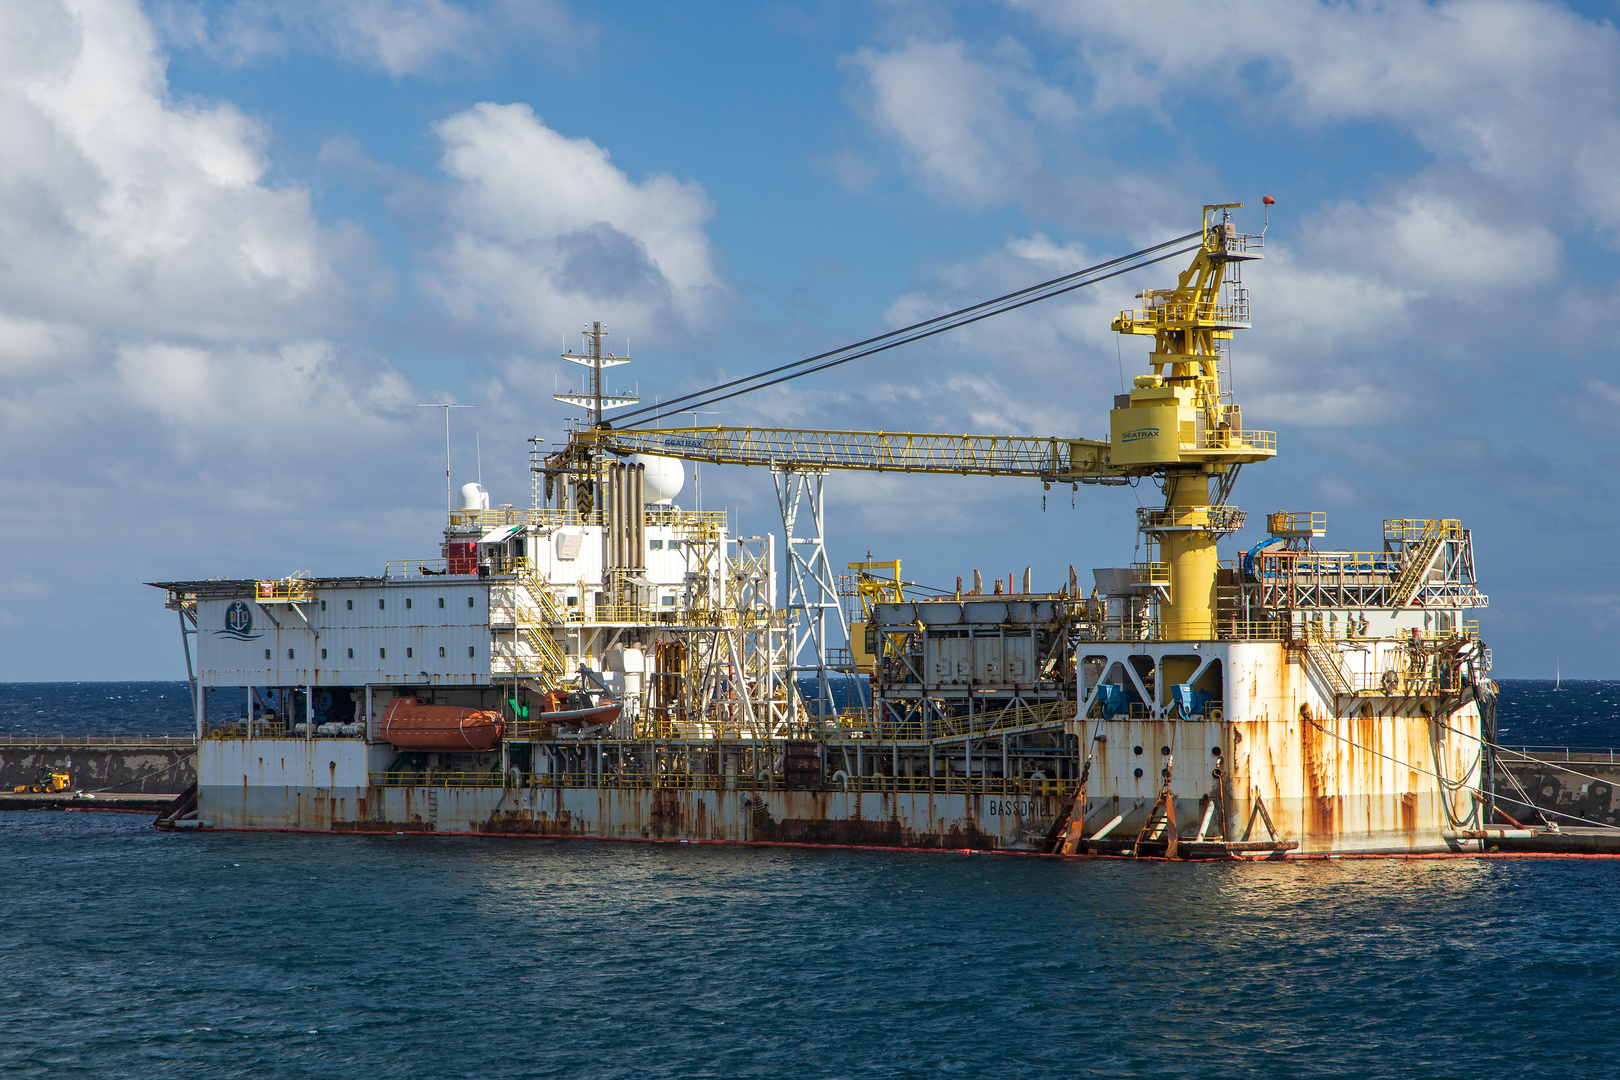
(424, 102, 726, 349)
(116, 340, 411, 448)
(0, 3, 730, 639)
(0, 314, 92, 377)
(843, 36, 1193, 228)
(759, 232, 1145, 441)
(814, 146, 879, 192)
(848, 39, 1045, 205)
(1382, 192, 1558, 290)
(0, 0, 397, 463)
(0, 0, 431, 644)
(1014, 0, 1620, 230)
(318, 0, 485, 73)
(0, 0, 357, 341)
(155, 0, 588, 78)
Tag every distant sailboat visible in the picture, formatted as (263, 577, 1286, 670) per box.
(1556, 657, 1561, 691)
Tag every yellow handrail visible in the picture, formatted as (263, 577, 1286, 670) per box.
(252, 578, 314, 602)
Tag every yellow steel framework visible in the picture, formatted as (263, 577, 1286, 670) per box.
(568, 426, 1122, 483)
(1103, 204, 1274, 638)
(550, 205, 1278, 642)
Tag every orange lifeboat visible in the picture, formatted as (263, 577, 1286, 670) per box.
(541, 689, 623, 727)
(379, 697, 504, 752)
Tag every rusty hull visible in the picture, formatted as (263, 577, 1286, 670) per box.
(196, 738, 1065, 848)
(195, 639, 1487, 857)
(197, 782, 1066, 850)
(1069, 642, 1484, 855)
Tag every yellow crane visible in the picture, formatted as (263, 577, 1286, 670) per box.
(548, 204, 1276, 641)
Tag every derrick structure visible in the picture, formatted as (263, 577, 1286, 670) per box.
(1107, 204, 1274, 639)
(560, 205, 1276, 651)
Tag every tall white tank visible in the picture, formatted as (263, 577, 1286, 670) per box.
(458, 482, 490, 510)
(627, 455, 684, 505)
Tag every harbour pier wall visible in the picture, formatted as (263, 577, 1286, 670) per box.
(1493, 749, 1620, 829)
(0, 736, 196, 795)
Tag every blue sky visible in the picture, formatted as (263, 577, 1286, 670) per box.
(2, 0, 1618, 679)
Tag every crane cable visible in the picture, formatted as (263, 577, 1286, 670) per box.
(612, 229, 1204, 427)
(1301, 710, 1620, 833)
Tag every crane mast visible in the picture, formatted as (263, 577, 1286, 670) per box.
(1107, 203, 1273, 638)
(542, 204, 1275, 642)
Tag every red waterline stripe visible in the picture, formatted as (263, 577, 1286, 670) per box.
(148, 824, 1620, 862)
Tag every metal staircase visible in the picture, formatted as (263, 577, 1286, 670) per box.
(503, 575, 567, 690)
(1303, 623, 1353, 698)
(1391, 521, 1449, 606)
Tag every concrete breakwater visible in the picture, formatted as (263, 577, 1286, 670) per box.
(1492, 747, 1620, 828)
(0, 735, 195, 795)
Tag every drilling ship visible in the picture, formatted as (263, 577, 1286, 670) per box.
(152, 204, 1498, 857)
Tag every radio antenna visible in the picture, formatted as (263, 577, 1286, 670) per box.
(415, 403, 476, 513)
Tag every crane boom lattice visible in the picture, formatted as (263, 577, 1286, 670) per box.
(566, 426, 1124, 483)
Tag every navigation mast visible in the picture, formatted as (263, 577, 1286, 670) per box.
(554, 320, 639, 512)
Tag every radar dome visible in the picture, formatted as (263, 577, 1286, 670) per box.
(458, 482, 490, 510)
(628, 455, 684, 504)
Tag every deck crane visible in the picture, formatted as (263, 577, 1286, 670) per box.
(536, 204, 1277, 703)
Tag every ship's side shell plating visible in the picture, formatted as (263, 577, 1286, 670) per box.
(1068, 642, 1483, 856)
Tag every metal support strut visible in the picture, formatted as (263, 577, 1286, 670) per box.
(773, 466, 847, 722)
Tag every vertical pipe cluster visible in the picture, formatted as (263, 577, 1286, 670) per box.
(604, 462, 647, 573)
(606, 462, 623, 570)
(630, 463, 645, 572)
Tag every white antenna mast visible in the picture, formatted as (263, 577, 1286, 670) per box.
(416, 403, 476, 514)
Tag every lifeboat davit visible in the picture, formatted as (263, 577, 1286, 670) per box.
(541, 689, 623, 727)
(379, 698, 504, 752)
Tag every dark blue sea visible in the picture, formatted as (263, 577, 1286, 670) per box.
(3, 680, 1619, 1078)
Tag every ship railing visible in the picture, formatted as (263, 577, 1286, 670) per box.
(366, 770, 1079, 797)
(1113, 299, 1253, 329)
(1079, 617, 1161, 643)
(385, 557, 537, 579)
(1197, 429, 1274, 452)
(652, 508, 729, 528)
(860, 699, 1075, 741)
(444, 507, 730, 531)
(1130, 561, 1169, 586)
(567, 603, 780, 629)
(807, 774, 1078, 798)
(385, 559, 474, 579)
(201, 722, 367, 740)
(1252, 551, 1401, 578)
(252, 577, 314, 603)
(1341, 669, 1466, 695)
(1495, 746, 1620, 764)
(1384, 518, 1464, 543)
(204, 721, 287, 739)
(1137, 506, 1248, 533)
(1218, 620, 1290, 641)
(0, 734, 197, 746)
(624, 725, 825, 742)
(1267, 511, 1327, 535)
(1285, 621, 1479, 643)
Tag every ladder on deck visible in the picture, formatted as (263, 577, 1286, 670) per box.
(512, 577, 567, 690)
(1392, 522, 1448, 606)
(1303, 623, 1353, 698)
